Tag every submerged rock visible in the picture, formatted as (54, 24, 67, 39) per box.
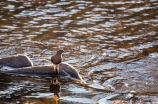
(0, 54, 82, 80)
(2, 62, 82, 80)
(0, 54, 33, 68)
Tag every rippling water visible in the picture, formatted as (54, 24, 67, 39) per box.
(0, 0, 158, 103)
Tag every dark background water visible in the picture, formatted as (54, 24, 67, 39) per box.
(0, 0, 158, 103)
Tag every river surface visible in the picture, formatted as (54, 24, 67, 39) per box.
(0, 0, 158, 103)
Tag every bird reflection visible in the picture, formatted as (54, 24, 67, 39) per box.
(50, 76, 61, 103)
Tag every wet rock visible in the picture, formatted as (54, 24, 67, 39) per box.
(0, 54, 33, 68)
(59, 62, 82, 80)
(2, 62, 82, 80)
(0, 54, 82, 80)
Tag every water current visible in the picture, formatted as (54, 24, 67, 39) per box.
(0, 0, 158, 103)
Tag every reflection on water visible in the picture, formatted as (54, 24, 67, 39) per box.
(0, 0, 158, 103)
(50, 76, 60, 99)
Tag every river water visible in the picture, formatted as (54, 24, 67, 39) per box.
(0, 0, 158, 103)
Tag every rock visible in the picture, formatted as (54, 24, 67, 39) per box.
(59, 62, 82, 80)
(2, 62, 82, 80)
(0, 54, 82, 80)
(0, 54, 33, 68)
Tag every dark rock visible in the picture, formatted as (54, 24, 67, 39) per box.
(60, 62, 82, 80)
(0, 54, 82, 80)
(0, 54, 33, 68)
(2, 62, 82, 80)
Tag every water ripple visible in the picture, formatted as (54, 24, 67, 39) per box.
(0, 0, 158, 103)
